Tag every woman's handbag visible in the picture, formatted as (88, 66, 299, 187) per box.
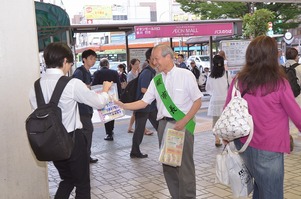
(213, 80, 254, 152)
(216, 145, 254, 198)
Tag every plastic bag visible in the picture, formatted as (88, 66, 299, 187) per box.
(226, 145, 254, 198)
(215, 148, 230, 185)
(159, 122, 185, 167)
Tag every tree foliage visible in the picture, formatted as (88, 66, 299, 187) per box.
(176, 1, 301, 34)
(243, 9, 274, 38)
(177, 0, 249, 19)
(256, 3, 301, 32)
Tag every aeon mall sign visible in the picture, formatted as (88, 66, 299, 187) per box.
(134, 23, 233, 39)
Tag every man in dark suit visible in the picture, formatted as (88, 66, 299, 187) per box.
(92, 58, 121, 141)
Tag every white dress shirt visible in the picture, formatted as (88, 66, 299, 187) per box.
(142, 66, 203, 120)
(29, 68, 110, 132)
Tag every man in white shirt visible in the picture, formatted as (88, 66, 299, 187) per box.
(73, 49, 99, 163)
(116, 44, 203, 199)
(29, 43, 112, 199)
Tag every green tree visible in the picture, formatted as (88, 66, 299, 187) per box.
(176, 1, 249, 19)
(243, 9, 274, 38)
(176, 1, 301, 34)
(256, 3, 301, 33)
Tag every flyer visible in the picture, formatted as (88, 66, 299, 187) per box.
(159, 122, 185, 167)
(91, 83, 124, 123)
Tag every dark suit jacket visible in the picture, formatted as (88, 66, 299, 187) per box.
(92, 67, 122, 97)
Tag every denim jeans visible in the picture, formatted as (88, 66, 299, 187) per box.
(234, 139, 284, 199)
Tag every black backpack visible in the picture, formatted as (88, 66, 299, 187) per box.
(120, 68, 151, 103)
(25, 76, 74, 161)
(283, 63, 301, 97)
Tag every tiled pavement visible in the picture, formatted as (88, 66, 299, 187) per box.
(48, 101, 301, 199)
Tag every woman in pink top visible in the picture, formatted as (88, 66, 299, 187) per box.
(225, 36, 301, 199)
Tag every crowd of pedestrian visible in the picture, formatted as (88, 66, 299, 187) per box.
(29, 36, 301, 198)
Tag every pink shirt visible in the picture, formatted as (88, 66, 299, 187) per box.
(225, 78, 301, 153)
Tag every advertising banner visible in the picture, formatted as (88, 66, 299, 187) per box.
(135, 23, 233, 39)
(84, 5, 112, 20)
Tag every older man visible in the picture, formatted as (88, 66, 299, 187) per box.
(116, 44, 203, 199)
(92, 58, 121, 141)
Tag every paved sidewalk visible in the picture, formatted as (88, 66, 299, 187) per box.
(48, 107, 301, 199)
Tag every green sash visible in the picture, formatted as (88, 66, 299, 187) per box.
(154, 74, 195, 135)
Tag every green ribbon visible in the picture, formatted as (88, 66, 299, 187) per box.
(154, 74, 195, 135)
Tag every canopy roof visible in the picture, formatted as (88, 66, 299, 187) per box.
(35, 2, 242, 53)
(35, 1, 72, 51)
(186, 35, 236, 45)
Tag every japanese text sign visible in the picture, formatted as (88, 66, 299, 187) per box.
(135, 23, 233, 39)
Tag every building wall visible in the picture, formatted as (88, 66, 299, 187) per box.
(0, 1, 49, 198)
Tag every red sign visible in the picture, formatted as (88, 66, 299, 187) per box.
(86, 7, 92, 13)
(87, 19, 93, 24)
(135, 23, 234, 39)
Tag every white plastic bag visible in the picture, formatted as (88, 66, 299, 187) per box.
(226, 145, 253, 198)
(159, 122, 185, 167)
(215, 148, 229, 185)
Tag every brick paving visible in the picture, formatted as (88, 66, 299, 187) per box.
(48, 101, 301, 199)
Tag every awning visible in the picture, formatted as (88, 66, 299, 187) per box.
(35, 1, 72, 51)
(186, 35, 235, 45)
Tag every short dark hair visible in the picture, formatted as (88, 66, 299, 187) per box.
(145, 47, 153, 62)
(286, 47, 298, 60)
(44, 42, 73, 68)
(178, 54, 184, 59)
(82, 49, 97, 63)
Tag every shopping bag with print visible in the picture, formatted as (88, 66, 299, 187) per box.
(226, 145, 254, 198)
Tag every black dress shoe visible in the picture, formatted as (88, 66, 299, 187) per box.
(130, 153, 148, 158)
(215, 143, 222, 147)
(89, 157, 98, 163)
(104, 135, 113, 141)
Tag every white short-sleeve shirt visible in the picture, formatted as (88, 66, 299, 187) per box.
(142, 66, 203, 120)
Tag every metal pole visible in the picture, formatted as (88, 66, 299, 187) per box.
(170, 38, 173, 50)
(125, 32, 130, 72)
(66, 30, 70, 46)
(209, 36, 213, 70)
